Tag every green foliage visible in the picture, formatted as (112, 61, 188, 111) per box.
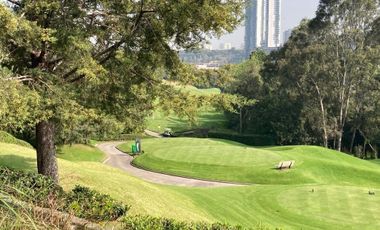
(0, 131, 33, 148)
(0, 166, 128, 222)
(0, 0, 245, 180)
(122, 215, 246, 230)
(0, 0, 245, 130)
(0, 167, 64, 205)
(0, 79, 42, 132)
(222, 51, 265, 133)
(226, 1, 380, 153)
(64, 185, 129, 221)
(54, 100, 124, 145)
(151, 83, 234, 133)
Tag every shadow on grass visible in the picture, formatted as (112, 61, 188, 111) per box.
(0, 155, 36, 171)
(207, 138, 248, 147)
(261, 146, 296, 151)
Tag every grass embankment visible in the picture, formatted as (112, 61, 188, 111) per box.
(0, 131, 33, 148)
(146, 86, 230, 133)
(2, 136, 380, 229)
(119, 138, 380, 186)
(117, 138, 380, 229)
(0, 142, 213, 224)
(57, 144, 105, 162)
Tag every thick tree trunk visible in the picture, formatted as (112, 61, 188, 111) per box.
(36, 120, 58, 183)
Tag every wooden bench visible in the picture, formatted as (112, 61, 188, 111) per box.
(277, 160, 295, 170)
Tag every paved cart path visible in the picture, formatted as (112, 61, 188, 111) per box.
(144, 129, 162, 138)
(97, 142, 243, 187)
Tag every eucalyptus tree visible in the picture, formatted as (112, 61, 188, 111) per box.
(0, 0, 244, 182)
(309, 0, 380, 151)
(272, 0, 380, 150)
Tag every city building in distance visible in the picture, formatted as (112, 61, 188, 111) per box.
(245, 0, 281, 57)
(283, 28, 293, 44)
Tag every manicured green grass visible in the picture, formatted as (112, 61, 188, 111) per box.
(119, 138, 380, 186)
(0, 142, 213, 223)
(146, 110, 229, 133)
(173, 185, 380, 229)
(57, 144, 106, 162)
(2, 136, 380, 229)
(176, 85, 221, 95)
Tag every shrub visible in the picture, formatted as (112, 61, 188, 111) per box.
(64, 185, 130, 221)
(0, 167, 129, 222)
(0, 167, 64, 205)
(122, 215, 244, 230)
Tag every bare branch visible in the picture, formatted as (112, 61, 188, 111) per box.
(6, 0, 21, 7)
(3, 75, 33, 82)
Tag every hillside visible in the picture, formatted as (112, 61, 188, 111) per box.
(0, 142, 213, 223)
(1, 136, 380, 229)
(120, 138, 380, 186)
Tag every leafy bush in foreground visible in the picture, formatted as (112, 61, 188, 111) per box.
(0, 167, 64, 205)
(65, 185, 129, 221)
(0, 166, 128, 222)
(122, 215, 245, 230)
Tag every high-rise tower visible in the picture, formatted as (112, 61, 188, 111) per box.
(244, 0, 281, 56)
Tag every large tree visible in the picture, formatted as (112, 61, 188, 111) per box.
(0, 0, 244, 182)
(261, 0, 380, 150)
(229, 0, 380, 151)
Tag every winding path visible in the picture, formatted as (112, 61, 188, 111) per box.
(97, 142, 242, 187)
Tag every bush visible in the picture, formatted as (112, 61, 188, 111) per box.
(0, 167, 64, 205)
(64, 185, 129, 221)
(208, 132, 275, 146)
(122, 215, 244, 230)
(0, 167, 129, 222)
(0, 131, 33, 148)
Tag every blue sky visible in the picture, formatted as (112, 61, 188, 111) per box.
(210, 0, 320, 49)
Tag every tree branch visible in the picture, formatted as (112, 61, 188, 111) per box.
(64, 2, 150, 83)
(6, 0, 21, 6)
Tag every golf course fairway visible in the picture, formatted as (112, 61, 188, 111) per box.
(1, 138, 380, 229)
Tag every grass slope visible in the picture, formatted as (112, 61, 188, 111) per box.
(57, 144, 105, 162)
(0, 142, 213, 223)
(2, 137, 380, 229)
(0, 131, 33, 148)
(146, 86, 230, 133)
(120, 138, 380, 186)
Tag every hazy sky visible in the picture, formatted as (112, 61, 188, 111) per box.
(210, 0, 320, 49)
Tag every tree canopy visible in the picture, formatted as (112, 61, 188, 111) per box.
(225, 0, 380, 155)
(0, 0, 244, 181)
